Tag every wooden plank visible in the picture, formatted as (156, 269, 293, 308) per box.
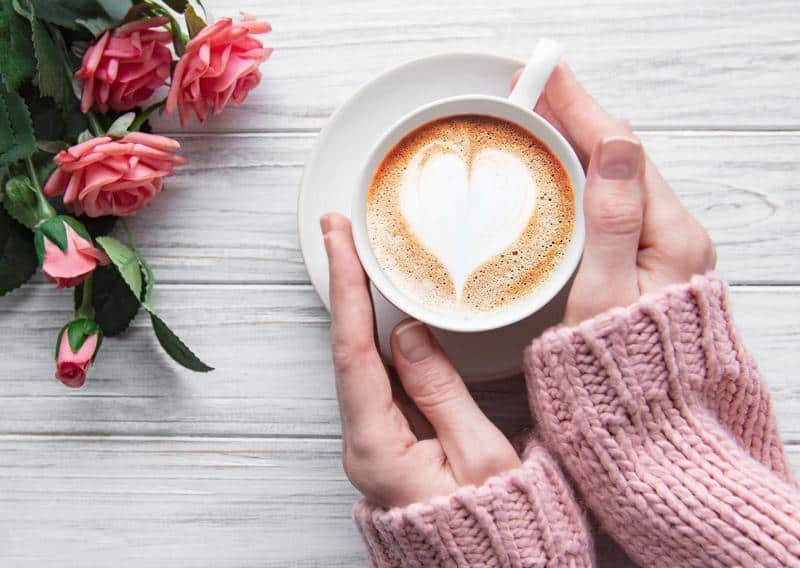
(0, 437, 365, 567)
(0, 435, 796, 566)
(1, 284, 798, 440)
(123, 131, 800, 284)
(149, 0, 800, 132)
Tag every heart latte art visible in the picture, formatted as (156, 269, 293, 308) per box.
(367, 115, 575, 314)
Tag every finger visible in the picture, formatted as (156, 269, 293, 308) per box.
(569, 136, 646, 322)
(322, 213, 404, 446)
(510, 68, 523, 91)
(541, 62, 690, 226)
(511, 66, 570, 147)
(542, 62, 631, 165)
(390, 319, 519, 485)
(534, 96, 569, 144)
(389, 374, 436, 440)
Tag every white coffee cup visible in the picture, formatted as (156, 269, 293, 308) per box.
(351, 39, 585, 333)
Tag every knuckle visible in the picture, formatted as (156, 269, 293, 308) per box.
(342, 442, 405, 502)
(676, 223, 715, 269)
(406, 366, 461, 413)
(341, 438, 375, 486)
(331, 337, 371, 375)
(341, 449, 364, 485)
(479, 450, 518, 476)
(694, 228, 716, 269)
(592, 198, 642, 236)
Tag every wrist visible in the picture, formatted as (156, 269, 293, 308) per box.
(353, 440, 593, 567)
(526, 271, 790, 478)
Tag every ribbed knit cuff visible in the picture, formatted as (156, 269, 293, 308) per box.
(353, 443, 593, 567)
(525, 272, 791, 480)
(524, 273, 800, 567)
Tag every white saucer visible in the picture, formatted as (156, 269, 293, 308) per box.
(298, 53, 572, 381)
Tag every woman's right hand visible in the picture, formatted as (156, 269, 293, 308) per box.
(515, 63, 717, 324)
(320, 213, 520, 509)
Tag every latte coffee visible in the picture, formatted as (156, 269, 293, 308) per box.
(366, 114, 575, 314)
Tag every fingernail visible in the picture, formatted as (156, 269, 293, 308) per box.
(597, 136, 643, 180)
(320, 214, 333, 235)
(396, 320, 434, 363)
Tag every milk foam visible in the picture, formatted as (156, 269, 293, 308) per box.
(366, 115, 574, 314)
(398, 142, 537, 301)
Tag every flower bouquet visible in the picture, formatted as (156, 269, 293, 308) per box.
(0, 0, 271, 387)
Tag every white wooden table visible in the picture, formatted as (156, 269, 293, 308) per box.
(2, 1, 798, 565)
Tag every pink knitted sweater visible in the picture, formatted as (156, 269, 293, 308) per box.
(353, 274, 800, 567)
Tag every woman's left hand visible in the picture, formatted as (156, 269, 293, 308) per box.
(321, 213, 520, 509)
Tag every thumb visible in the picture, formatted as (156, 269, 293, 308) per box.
(569, 136, 646, 321)
(390, 320, 519, 485)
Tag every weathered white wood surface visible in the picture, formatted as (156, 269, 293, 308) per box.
(2, 285, 799, 439)
(2, 0, 799, 565)
(2, 436, 799, 567)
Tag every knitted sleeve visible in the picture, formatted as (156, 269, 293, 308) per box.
(352, 440, 594, 567)
(525, 273, 800, 567)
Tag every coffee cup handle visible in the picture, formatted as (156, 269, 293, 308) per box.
(508, 38, 563, 111)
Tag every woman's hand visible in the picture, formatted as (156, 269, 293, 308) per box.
(517, 63, 717, 324)
(320, 213, 520, 509)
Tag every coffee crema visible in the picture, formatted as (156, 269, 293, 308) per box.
(366, 114, 575, 313)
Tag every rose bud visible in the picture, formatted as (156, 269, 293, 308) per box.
(34, 216, 109, 289)
(55, 319, 103, 388)
(76, 17, 173, 113)
(166, 15, 272, 125)
(43, 133, 187, 217)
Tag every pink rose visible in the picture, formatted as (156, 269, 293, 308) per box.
(166, 15, 272, 125)
(55, 319, 102, 388)
(44, 132, 187, 217)
(36, 217, 109, 289)
(76, 17, 173, 113)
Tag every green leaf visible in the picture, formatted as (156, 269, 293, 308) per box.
(10, 0, 32, 19)
(34, 151, 54, 185)
(96, 235, 142, 300)
(31, 18, 66, 106)
(137, 251, 154, 308)
(76, 214, 116, 238)
(0, 81, 36, 166)
(28, 0, 81, 29)
(3, 174, 38, 228)
(66, 317, 99, 353)
(46, 19, 83, 102)
(30, 101, 64, 140)
(37, 215, 67, 252)
(63, 102, 89, 140)
(74, 264, 140, 336)
(0, 0, 34, 90)
(0, 205, 36, 295)
(55, 323, 66, 358)
(150, 312, 213, 372)
(23, 84, 72, 141)
(96, 0, 133, 20)
(76, 15, 114, 37)
(106, 112, 135, 138)
(61, 0, 111, 14)
(61, 215, 92, 241)
(0, 90, 12, 153)
(122, 2, 159, 23)
(164, 0, 187, 12)
(184, 3, 205, 38)
(92, 230, 212, 372)
(36, 139, 68, 153)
